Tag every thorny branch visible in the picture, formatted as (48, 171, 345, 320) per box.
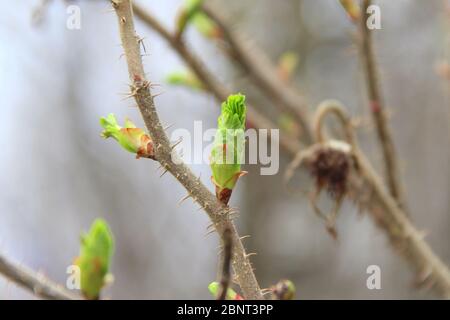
(111, 0, 263, 300)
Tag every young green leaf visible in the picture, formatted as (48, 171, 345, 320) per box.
(76, 219, 114, 300)
(210, 94, 247, 204)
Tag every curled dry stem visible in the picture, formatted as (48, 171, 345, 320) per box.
(285, 99, 450, 296)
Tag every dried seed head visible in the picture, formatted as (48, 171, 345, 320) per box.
(309, 146, 351, 200)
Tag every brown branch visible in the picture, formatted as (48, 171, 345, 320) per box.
(111, 0, 263, 300)
(359, 0, 406, 210)
(217, 227, 232, 300)
(201, 2, 313, 144)
(0, 252, 79, 300)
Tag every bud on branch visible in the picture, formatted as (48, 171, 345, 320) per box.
(100, 114, 155, 159)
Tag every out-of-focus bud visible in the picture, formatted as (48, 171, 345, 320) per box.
(75, 219, 114, 300)
(100, 114, 155, 159)
(277, 51, 299, 83)
(272, 279, 296, 300)
(278, 113, 301, 138)
(177, 0, 222, 39)
(210, 94, 247, 204)
(208, 282, 244, 300)
(339, 0, 360, 22)
(166, 70, 204, 90)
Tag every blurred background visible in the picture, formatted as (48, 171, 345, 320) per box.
(0, 0, 449, 299)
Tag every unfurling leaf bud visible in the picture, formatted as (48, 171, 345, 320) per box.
(208, 282, 243, 300)
(100, 114, 154, 159)
(210, 94, 247, 204)
(166, 70, 204, 91)
(76, 219, 114, 300)
(339, 0, 360, 22)
(272, 279, 296, 300)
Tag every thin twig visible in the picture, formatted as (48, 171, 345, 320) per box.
(217, 227, 232, 300)
(0, 252, 79, 300)
(111, 0, 263, 300)
(359, 0, 406, 210)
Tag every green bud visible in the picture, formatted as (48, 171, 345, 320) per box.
(178, 0, 221, 39)
(277, 51, 299, 82)
(208, 282, 243, 300)
(210, 94, 247, 204)
(100, 114, 154, 159)
(76, 219, 114, 300)
(166, 70, 204, 90)
(272, 279, 296, 300)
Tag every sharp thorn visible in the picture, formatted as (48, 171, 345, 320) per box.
(160, 169, 169, 177)
(178, 194, 191, 205)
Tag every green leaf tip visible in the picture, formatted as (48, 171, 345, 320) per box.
(208, 281, 243, 300)
(218, 93, 246, 131)
(77, 218, 114, 300)
(100, 114, 155, 159)
(210, 93, 247, 204)
(272, 279, 296, 300)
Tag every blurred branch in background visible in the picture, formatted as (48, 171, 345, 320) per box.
(0, 252, 78, 300)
